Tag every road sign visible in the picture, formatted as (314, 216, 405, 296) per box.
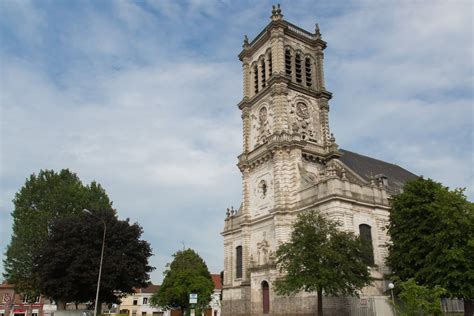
(189, 293, 198, 304)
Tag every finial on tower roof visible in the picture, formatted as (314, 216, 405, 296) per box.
(315, 23, 321, 39)
(271, 4, 283, 21)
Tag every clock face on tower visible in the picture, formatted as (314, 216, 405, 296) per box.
(296, 102, 310, 119)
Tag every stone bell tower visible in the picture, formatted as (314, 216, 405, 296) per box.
(222, 5, 340, 316)
(222, 4, 415, 316)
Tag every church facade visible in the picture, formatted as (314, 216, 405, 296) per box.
(221, 5, 416, 316)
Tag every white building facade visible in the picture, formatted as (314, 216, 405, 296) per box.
(221, 5, 416, 316)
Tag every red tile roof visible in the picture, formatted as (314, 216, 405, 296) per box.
(211, 274, 222, 290)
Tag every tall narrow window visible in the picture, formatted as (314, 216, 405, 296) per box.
(236, 246, 243, 279)
(268, 52, 272, 77)
(295, 53, 302, 83)
(359, 224, 374, 265)
(254, 65, 259, 94)
(253, 65, 258, 93)
(262, 281, 270, 314)
(285, 49, 292, 76)
(305, 57, 312, 87)
(261, 60, 266, 88)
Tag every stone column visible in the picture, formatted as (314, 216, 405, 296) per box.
(257, 62, 263, 92)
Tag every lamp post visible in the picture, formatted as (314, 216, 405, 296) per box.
(388, 282, 396, 315)
(83, 209, 106, 316)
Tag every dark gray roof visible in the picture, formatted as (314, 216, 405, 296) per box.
(338, 149, 418, 194)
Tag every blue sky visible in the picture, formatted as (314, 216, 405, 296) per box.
(1, 0, 473, 284)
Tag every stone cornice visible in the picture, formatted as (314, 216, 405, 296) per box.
(238, 75, 332, 110)
(239, 20, 327, 61)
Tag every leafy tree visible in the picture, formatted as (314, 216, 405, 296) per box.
(274, 210, 373, 316)
(33, 210, 154, 312)
(387, 177, 474, 315)
(3, 169, 114, 297)
(393, 278, 446, 316)
(151, 249, 214, 315)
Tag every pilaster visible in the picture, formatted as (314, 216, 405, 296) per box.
(270, 82, 289, 133)
(242, 57, 250, 98)
(316, 47, 326, 90)
(242, 107, 251, 153)
(270, 28, 285, 75)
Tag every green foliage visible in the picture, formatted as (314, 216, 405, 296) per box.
(274, 210, 372, 313)
(387, 177, 474, 301)
(33, 210, 154, 304)
(150, 249, 214, 313)
(394, 278, 446, 316)
(3, 169, 115, 296)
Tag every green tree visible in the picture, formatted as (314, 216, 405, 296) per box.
(33, 210, 154, 311)
(394, 278, 446, 316)
(151, 249, 214, 315)
(3, 169, 114, 297)
(274, 210, 373, 316)
(387, 177, 474, 315)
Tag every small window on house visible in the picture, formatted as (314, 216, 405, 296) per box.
(133, 299, 138, 306)
(295, 53, 302, 83)
(359, 224, 374, 266)
(305, 57, 312, 87)
(268, 52, 272, 77)
(254, 65, 259, 94)
(22, 295, 28, 303)
(32, 313, 38, 316)
(236, 245, 243, 279)
(285, 49, 292, 76)
(143, 297, 148, 305)
(142, 312, 146, 316)
(261, 60, 266, 88)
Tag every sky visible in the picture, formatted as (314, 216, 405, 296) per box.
(1, 0, 473, 284)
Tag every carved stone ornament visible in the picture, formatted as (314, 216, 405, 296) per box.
(289, 100, 317, 141)
(256, 232, 271, 265)
(296, 102, 310, 119)
(257, 179, 268, 199)
(252, 105, 272, 148)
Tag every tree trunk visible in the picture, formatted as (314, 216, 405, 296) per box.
(317, 288, 323, 316)
(465, 299, 473, 316)
(97, 302, 102, 315)
(57, 300, 67, 310)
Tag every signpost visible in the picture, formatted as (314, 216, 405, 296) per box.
(189, 294, 197, 316)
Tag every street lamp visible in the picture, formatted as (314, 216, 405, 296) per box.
(83, 209, 106, 316)
(388, 282, 396, 315)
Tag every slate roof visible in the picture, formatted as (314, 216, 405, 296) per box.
(338, 149, 418, 194)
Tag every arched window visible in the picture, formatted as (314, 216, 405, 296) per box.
(295, 53, 302, 83)
(305, 57, 312, 87)
(268, 52, 272, 77)
(236, 246, 243, 279)
(261, 59, 266, 88)
(262, 281, 270, 314)
(359, 224, 374, 265)
(254, 65, 259, 94)
(285, 49, 292, 76)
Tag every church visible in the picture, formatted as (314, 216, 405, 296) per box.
(221, 5, 417, 316)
